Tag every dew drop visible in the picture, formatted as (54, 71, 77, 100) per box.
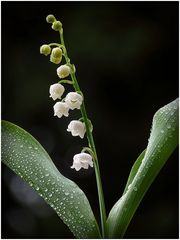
(167, 124, 171, 129)
(160, 130, 164, 134)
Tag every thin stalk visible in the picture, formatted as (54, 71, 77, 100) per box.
(58, 79, 73, 85)
(59, 29, 107, 238)
(48, 43, 61, 47)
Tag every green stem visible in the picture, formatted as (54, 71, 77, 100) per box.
(48, 43, 61, 47)
(58, 79, 73, 85)
(59, 29, 107, 238)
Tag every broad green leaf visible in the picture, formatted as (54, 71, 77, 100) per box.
(107, 98, 179, 238)
(1, 120, 101, 239)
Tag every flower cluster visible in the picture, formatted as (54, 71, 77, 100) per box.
(40, 15, 94, 171)
(49, 69, 84, 132)
(49, 73, 92, 171)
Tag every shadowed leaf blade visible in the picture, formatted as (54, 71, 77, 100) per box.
(107, 98, 179, 238)
(2, 120, 101, 239)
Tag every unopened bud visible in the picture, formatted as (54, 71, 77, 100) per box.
(52, 21, 62, 31)
(50, 55, 62, 64)
(57, 65, 71, 78)
(40, 44, 51, 56)
(46, 14, 56, 24)
(51, 47, 62, 58)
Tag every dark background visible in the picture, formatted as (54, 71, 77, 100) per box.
(2, 1, 179, 239)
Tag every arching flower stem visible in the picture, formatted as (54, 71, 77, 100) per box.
(48, 43, 60, 46)
(81, 147, 97, 160)
(59, 29, 107, 238)
(58, 79, 74, 85)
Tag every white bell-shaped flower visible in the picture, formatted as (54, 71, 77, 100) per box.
(53, 102, 69, 118)
(71, 153, 93, 171)
(49, 83, 65, 100)
(57, 65, 71, 79)
(67, 120, 86, 138)
(65, 92, 83, 110)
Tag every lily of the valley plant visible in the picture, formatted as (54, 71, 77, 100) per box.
(2, 14, 178, 239)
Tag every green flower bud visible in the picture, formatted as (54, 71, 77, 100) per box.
(51, 47, 62, 58)
(50, 55, 62, 64)
(46, 14, 56, 23)
(52, 21, 62, 31)
(40, 44, 51, 56)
